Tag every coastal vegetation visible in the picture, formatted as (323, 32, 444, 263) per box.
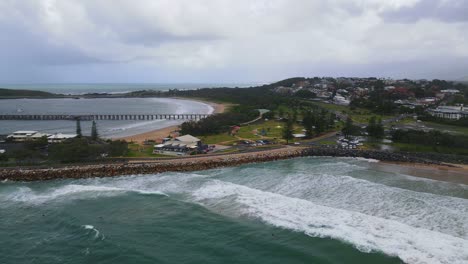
(180, 106, 259, 136)
(391, 129, 468, 155)
(2, 76, 468, 166)
(0, 88, 57, 98)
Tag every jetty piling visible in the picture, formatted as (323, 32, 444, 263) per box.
(0, 113, 210, 121)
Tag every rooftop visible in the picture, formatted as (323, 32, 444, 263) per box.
(175, 135, 200, 143)
(12, 131, 38, 134)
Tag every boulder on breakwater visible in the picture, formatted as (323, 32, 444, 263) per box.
(0, 147, 461, 182)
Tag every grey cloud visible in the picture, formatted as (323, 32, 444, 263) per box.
(120, 31, 222, 46)
(0, 0, 467, 83)
(381, 0, 468, 23)
(0, 21, 102, 66)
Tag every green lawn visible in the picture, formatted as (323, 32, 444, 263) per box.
(236, 120, 303, 140)
(422, 122, 468, 136)
(125, 143, 171, 158)
(197, 120, 307, 145)
(308, 101, 350, 112)
(200, 133, 237, 145)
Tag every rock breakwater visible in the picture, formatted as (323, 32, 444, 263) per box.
(0, 147, 458, 182)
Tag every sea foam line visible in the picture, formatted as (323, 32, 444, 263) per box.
(193, 180, 468, 264)
(4, 184, 167, 204)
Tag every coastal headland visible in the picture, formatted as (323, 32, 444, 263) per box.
(2, 147, 468, 184)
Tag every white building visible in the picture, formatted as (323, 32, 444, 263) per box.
(31, 133, 51, 140)
(429, 105, 468, 120)
(440, 89, 460, 94)
(47, 133, 78, 143)
(333, 95, 350, 105)
(7, 131, 77, 143)
(153, 135, 202, 156)
(7, 131, 39, 142)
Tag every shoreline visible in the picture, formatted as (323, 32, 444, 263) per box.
(1, 148, 468, 184)
(374, 161, 468, 184)
(116, 98, 226, 143)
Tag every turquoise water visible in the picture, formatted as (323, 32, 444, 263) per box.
(1, 157, 467, 263)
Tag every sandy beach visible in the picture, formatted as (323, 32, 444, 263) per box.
(373, 161, 468, 185)
(117, 99, 226, 144)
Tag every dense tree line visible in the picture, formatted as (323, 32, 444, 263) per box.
(0, 88, 56, 98)
(391, 129, 468, 150)
(49, 139, 128, 163)
(180, 106, 259, 136)
(302, 110, 335, 138)
(1, 138, 128, 164)
(350, 91, 398, 115)
(341, 117, 361, 137)
(126, 78, 311, 111)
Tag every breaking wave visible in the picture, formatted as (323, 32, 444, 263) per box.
(1, 157, 467, 263)
(192, 180, 468, 264)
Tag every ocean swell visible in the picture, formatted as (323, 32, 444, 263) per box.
(192, 180, 468, 264)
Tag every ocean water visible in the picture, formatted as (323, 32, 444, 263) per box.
(1, 157, 467, 264)
(0, 83, 259, 95)
(0, 98, 212, 138)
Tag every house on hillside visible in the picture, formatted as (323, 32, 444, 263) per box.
(153, 134, 203, 156)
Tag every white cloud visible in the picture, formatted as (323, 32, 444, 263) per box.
(0, 0, 466, 82)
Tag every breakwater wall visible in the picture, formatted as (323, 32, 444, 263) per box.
(0, 148, 457, 182)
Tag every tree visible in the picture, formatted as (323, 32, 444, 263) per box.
(76, 119, 82, 138)
(282, 119, 294, 144)
(0, 153, 7, 162)
(278, 108, 284, 119)
(314, 110, 327, 134)
(91, 121, 98, 140)
(291, 108, 298, 123)
(295, 89, 316, 99)
(107, 140, 128, 156)
(367, 116, 385, 139)
(367, 116, 377, 137)
(342, 117, 359, 138)
(375, 118, 385, 138)
(303, 111, 315, 138)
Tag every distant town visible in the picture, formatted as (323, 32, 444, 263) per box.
(272, 77, 468, 120)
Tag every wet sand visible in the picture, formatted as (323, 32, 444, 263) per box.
(118, 100, 226, 144)
(373, 161, 468, 185)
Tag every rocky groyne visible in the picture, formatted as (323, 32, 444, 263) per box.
(0, 147, 304, 181)
(0, 147, 459, 182)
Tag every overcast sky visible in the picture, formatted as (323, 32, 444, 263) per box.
(0, 0, 467, 83)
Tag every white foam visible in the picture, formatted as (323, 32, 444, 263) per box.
(4, 184, 167, 204)
(353, 157, 380, 163)
(82, 225, 103, 239)
(83, 225, 94, 230)
(106, 119, 165, 132)
(193, 180, 468, 264)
